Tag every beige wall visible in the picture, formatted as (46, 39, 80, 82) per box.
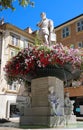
(0, 29, 33, 94)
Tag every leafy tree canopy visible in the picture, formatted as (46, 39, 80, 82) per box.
(0, 0, 34, 11)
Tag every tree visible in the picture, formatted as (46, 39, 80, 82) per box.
(0, 0, 34, 11)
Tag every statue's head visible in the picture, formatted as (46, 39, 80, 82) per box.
(40, 12, 46, 19)
(49, 86, 55, 94)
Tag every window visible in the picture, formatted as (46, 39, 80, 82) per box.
(24, 40, 28, 48)
(78, 42, 83, 48)
(8, 82, 18, 90)
(20, 40, 28, 49)
(20, 41, 24, 49)
(62, 26, 70, 38)
(77, 19, 83, 32)
(11, 34, 19, 46)
(10, 49, 18, 58)
(10, 51, 15, 57)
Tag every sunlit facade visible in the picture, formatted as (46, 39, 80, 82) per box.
(55, 14, 83, 117)
(0, 22, 34, 118)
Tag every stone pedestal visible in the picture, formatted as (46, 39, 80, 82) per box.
(64, 115, 77, 125)
(20, 76, 64, 126)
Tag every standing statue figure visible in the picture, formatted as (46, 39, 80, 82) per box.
(64, 92, 73, 125)
(37, 12, 56, 45)
(48, 86, 61, 116)
(64, 92, 72, 115)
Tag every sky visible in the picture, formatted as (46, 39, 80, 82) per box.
(0, 0, 83, 31)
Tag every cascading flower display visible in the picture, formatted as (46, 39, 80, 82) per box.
(4, 43, 82, 84)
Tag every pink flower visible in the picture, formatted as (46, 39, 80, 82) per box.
(4, 43, 82, 84)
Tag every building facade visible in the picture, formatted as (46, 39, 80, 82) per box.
(55, 14, 83, 49)
(0, 22, 34, 119)
(55, 14, 83, 117)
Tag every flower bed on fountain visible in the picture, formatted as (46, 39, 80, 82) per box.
(4, 43, 82, 85)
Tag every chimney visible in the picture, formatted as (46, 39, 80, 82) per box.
(24, 27, 33, 34)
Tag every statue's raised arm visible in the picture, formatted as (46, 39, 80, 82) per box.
(37, 12, 56, 46)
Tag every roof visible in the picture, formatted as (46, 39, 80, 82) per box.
(55, 14, 83, 29)
(0, 23, 35, 42)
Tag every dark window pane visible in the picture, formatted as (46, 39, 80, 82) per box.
(66, 32, 69, 37)
(63, 34, 65, 38)
(62, 29, 65, 33)
(78, 43, 81, 47)
(66, 27, 69, 31)
(77, 22, 80, 26)
(81, 20, 83, 25)
(78, 27, 81, 32)
(82, 26, 83, 30)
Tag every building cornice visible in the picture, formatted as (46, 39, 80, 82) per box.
(0, 23, 35, 43)
(55, 14, 83, 31)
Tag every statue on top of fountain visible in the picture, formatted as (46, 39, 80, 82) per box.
(37, 12, 56, 46)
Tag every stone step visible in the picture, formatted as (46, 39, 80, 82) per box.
(24, 107, 50, 116)
(20, 116, 49, 125)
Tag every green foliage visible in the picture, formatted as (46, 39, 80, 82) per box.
(18, 0, 34, 7)
(37, 45, 51, 54)
(0, 0, 15, 11)
(34, 31, 42, 46)
(0, 0, 34, 11)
